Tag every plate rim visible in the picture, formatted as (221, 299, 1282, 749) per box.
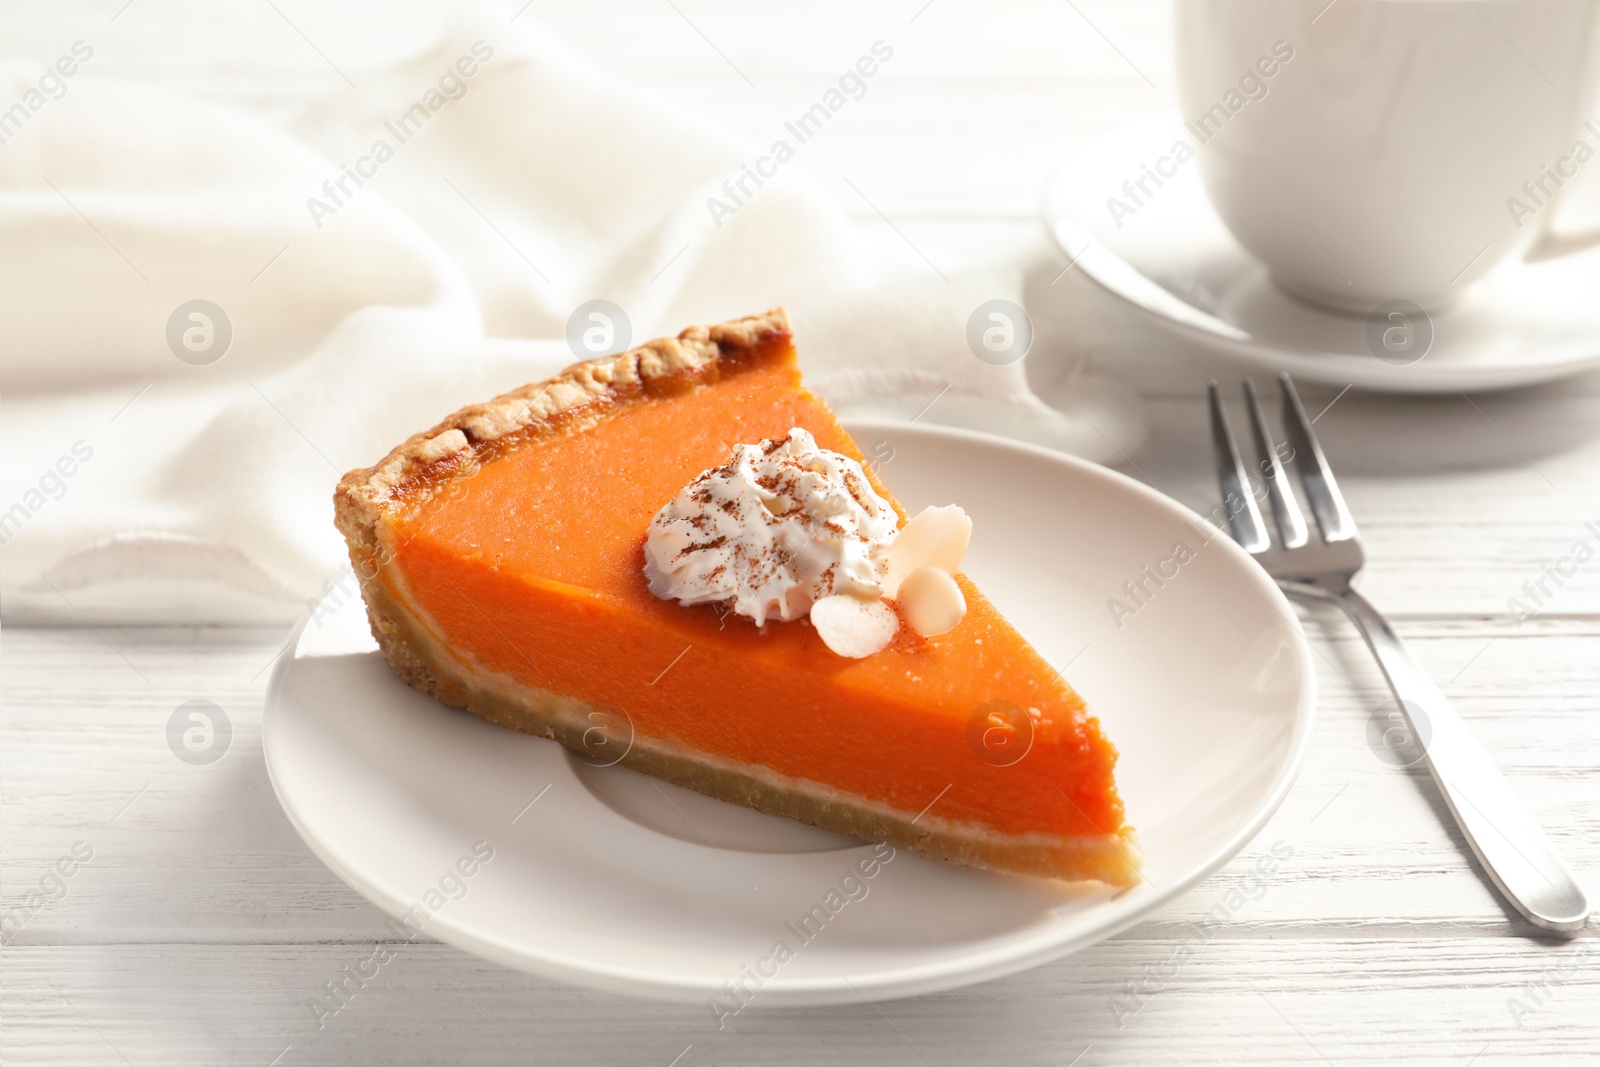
(264, 419, 1318, 1005)
(1041, 111, 1600, 394)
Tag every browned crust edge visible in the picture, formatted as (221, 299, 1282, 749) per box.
(331, 308, 1141, 889)
(333, 308, 794, 556)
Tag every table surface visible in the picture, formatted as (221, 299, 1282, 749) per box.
(5, 2, 1599, 1064)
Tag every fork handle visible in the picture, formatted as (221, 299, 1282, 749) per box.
(1326, 588, 1590, 934)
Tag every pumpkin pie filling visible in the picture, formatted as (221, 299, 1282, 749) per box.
(337, 309, 1138, 885)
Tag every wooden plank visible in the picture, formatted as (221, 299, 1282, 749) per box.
(2, 938, 1595, 1065)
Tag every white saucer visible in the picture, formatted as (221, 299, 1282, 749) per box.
(264, 421, 1315, 1005)
(1044, 113, 1600, 393)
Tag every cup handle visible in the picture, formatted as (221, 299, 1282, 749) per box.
(1525, 222, 1600, 262)
(1524, 176, 1600, 262)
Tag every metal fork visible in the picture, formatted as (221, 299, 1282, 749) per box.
(1208, 373, 1589, 935)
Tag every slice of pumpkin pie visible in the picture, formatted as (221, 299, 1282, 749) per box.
(334, 309, 1137, 886)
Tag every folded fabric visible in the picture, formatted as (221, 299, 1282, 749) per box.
(0, 6, 1142, 624)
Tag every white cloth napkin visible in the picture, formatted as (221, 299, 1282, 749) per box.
(0, 7, 1143, 624)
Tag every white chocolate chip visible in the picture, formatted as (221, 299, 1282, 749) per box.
(882, 505, 972, 597)
(896, 566, 967, 637)
(811, 594, 899, 659)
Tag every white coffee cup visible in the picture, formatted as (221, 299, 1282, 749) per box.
(1175, 0, 1600, 313)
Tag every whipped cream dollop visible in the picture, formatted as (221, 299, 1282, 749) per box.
(644, 428, 899, 626)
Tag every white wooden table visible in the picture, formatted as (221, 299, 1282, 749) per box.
(5, 2, 1598, 1063)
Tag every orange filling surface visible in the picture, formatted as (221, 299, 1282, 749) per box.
(384, 348, 1123, 839)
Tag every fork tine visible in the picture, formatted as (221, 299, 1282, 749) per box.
(1207, 381, 1272, 553)
(1243, 377, 1310, 549)
(1277, 372, 1358, 543)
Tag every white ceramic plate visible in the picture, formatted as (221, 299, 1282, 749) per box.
(264, 421, 1315, 1006)
(1044, 113, 1600, 393)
